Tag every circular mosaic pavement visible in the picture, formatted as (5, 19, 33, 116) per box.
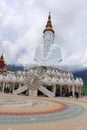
(0, 96, 86, 124)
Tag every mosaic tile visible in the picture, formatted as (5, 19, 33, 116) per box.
(0, 96, 86, 124)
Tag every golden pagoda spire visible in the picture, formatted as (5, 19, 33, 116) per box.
(43, 12, 55, 33)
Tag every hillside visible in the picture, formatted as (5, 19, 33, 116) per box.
(73, 69, 87, 86)
(7, 64, 24, 72)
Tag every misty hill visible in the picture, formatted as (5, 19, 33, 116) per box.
(73, 69, 87, 86)
(7, 64, 24, 72)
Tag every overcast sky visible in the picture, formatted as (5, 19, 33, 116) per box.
(0, 0, 87, 70)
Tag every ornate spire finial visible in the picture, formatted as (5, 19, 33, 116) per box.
(43, 12, 55, 33)
(1, 51, 4, 59)
(49, 12, 51, 15)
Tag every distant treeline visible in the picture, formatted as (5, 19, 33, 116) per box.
(73, 69, 87, 86)
(7, 64, 24, 72)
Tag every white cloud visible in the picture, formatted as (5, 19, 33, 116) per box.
(0, 0, 87, 70)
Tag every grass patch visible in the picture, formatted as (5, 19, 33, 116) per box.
(82, 86, 87, 96)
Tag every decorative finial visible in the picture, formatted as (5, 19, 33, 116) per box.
(49, 12, 51, 18)
(1, 51, 4, 59)
(43, 12, 55, 33)
(49, 12, 51, 15)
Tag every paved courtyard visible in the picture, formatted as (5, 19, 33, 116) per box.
(0, 93, 87, 130)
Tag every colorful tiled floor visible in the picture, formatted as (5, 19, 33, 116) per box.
(0, 94, 86, 125)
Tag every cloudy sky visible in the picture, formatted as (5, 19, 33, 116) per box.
(0, 0, 87, 70)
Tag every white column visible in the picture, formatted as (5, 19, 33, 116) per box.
(13, 83, 14, 93)
(52, 85, 56, 96)
(79, 86, 81, 97)
(72, 85, 75, 97)
(19, 83, 21, 88)
(2, 82, 5, 92)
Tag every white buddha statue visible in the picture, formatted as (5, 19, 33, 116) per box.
(34, 13, 62, 64)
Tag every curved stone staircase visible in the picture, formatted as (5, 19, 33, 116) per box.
(13, 85, 54, 97)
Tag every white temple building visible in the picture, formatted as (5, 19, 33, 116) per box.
(0, 13, 83, 97)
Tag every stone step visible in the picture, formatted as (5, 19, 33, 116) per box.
(13, 85, 28, 95)
(39, 86, 55, 97)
